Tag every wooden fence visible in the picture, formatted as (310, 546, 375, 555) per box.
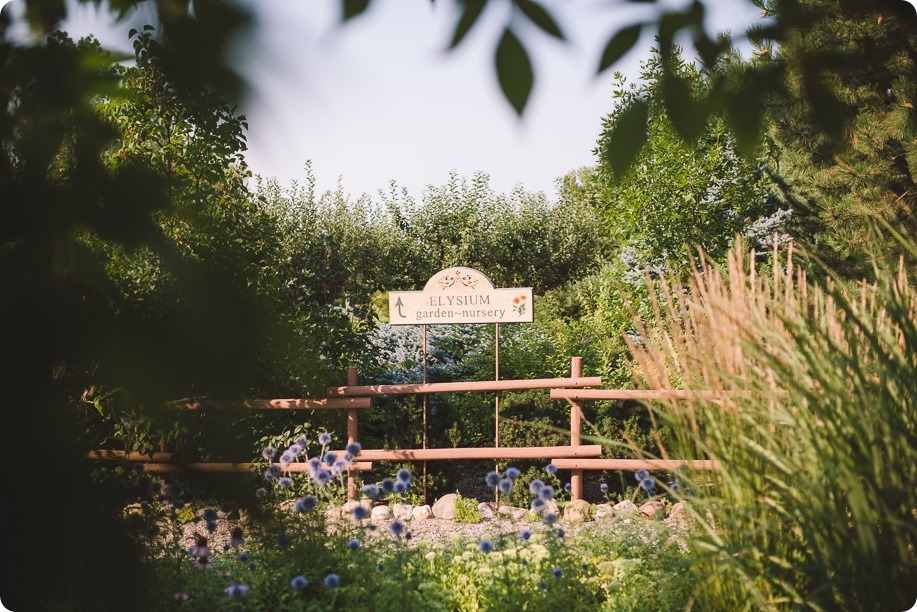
(88, 357, 718, 501)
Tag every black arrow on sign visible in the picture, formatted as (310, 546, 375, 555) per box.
(395, 297, 406, 318)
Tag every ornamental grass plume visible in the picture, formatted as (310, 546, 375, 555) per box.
(627, 240, 917, 610)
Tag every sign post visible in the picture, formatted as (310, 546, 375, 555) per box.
(389, 267, 534, 503)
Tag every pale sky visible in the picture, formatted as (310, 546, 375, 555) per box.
(13, 0, 764, 200)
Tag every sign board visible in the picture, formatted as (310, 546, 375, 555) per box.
(388, 267, 533, 325)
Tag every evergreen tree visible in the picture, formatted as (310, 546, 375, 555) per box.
(759, 0, 917, 276)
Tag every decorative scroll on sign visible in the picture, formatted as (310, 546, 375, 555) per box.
(388, 267, 534, 325)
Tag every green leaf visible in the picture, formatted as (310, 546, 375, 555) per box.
(662, 71, 709, 142)
(342, 0, 371, 21)
(450, 0, 486, 49)
(128, 28, 138, 39)
(514, 0, 564, 40)
(495, 28, 534, 116)
(598, 24, 642, 73)
(602, 98, 648, 179)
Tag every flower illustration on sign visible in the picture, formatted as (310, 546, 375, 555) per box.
(512, 294, 527, 316)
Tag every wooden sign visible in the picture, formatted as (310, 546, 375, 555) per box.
(388, 267, 533, 325)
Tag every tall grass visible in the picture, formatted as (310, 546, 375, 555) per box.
(627, 242, 916, 610)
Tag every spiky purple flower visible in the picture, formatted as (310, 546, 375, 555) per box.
(505, 467, 520, 480)
(318, 432, 332, 446)
(389, 520, 405, 537)
(323, 573, 340, 589)
(396, 468, 412, 483)
(545, 464, 558, 475)
(529, 479, 545, 495)
(498, 478, 514, 494)
(261, 446, 276, 461)
(346, 442, 362, 456)
(485, 471, 501, 487)
(291, 575, 308, 591)
(478, 540, 493, 553)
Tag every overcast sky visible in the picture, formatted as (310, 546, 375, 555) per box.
(18, 0, 765, 200)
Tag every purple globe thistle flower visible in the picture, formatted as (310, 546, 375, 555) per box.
(531, 498, 546, 511)
(346, 442, 362, 456)
(229, 527, 244, 548)
(291, 575, 308, 591)
(394, 481, 408, 494)
(485, 471, 501, 487)
(294, 436, 308, 447)
(639, 477, 655, 492)
(520, 529, 532, 540)
(376, 563, 385, 572)
(323, 452, 338, 466)
(498, 478, 514, 494)
(313, 469, 333, 486)
(669, 480, 680, 492)
(555, 529, 565, 538)
(323, 573, 340, 589)
(478, 540, 494, 553)
(350, 505, 369, 520)
(347, 539, 360, 551)
(276, 532, 291, 546)
(269, 465, 282, 476)
(262, 446, 276, 461)
(600, 483, 609, 494)
(389, 520, 406, 537)
(307, 457, 322, 475)
(248, 562, 256, 571)
(263, 470, 276, 482)
(361, 484, 380, 499)
(278, 477, 293, 489)
(396, 468, 412, 483)
(205, 520, 217, 533)
(318, 432, 332, 446)
(538, 581, 548, 591)
(280, 451, 295, 468)
(552, 567, 563, 579)
(539, 486, 556, 501)
(237, 552, 249, 563)
(564, 482, 572, 493)
(225, 584, 250, 599)
(542, 513, 559, 525)
(545, 464, 558, 475)
(295, 495, 318, 513)
(380, 478, 395, 494)
(332, 460, 349, 476)
(287, 443, 303, 456)
(529, 479, 545, 495)
(635, 469, 650, 482)
(505, 467, 521, 480)
(255, 487, 267, 499)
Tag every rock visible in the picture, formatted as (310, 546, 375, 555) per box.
(371, 505, 393, 521)
(498, 506, 528, 520)
(477, 502, 495, 519)
(594, 504, 615, 520)
(612, 500, 639, 516)
(563, 499, 593, 523)
(431, 493, 460, 520)
(341, 499, 373, 520)
(392, 503, 414, 521)
(412, 505, 434, 522)
(665, 501, 693, 527)
(639, 500, 666, 520)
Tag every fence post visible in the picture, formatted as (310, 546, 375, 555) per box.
(569, 356, 584, 501)
(346, 366, 359, 501)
